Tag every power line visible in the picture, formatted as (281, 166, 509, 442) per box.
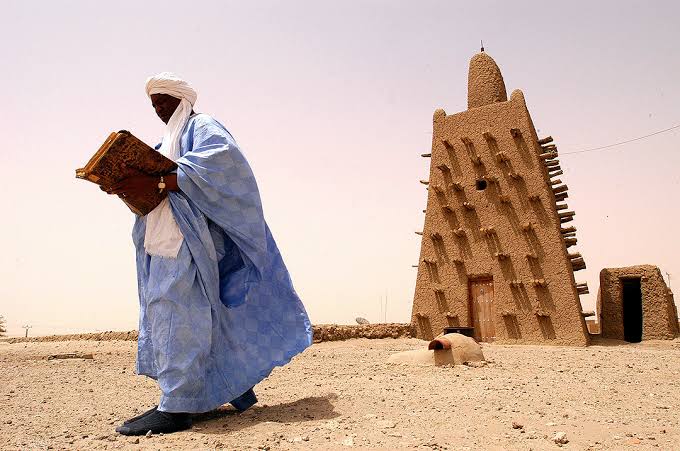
(562, 123, 680, 156)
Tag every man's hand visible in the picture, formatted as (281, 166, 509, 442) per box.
(106, 175, 158, 199)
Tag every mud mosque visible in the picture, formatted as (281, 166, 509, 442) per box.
(411, 51, 678, 345)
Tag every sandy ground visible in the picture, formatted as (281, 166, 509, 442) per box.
(1, 338, 679, 450)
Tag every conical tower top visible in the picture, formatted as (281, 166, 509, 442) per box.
(467, 52, 507, 109)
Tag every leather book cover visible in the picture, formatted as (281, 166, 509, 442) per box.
(76, 131, 177, 216)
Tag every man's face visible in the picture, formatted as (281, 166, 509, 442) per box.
(150, 93, 181, 124)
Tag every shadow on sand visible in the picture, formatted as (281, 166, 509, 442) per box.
(194, 394, 340, 434)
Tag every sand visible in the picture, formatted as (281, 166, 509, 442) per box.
(1, 337, 679, 450)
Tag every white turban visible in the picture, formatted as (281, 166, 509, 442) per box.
(142, 72, 197, 258)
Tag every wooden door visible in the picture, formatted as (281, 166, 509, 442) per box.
(469, 279, 495, 342)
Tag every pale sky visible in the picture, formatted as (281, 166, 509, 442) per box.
(1, 1, 679, 337)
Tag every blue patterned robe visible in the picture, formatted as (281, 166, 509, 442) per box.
(132, 114, 313, 413)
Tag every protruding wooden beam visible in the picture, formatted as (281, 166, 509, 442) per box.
(550, 179, 563, 186)
(564, 237, 577, 247)
(560, 216, 574, 224)
(420, 180, 430, 185)
(562, 231, 576, 238)
(540, 152, 558, 160)
(553, 185, 569, 194)
(550, 170, 564, 178)
(421, 153, 431, 158)
(561, 226, 577, 234)
(541, 144, 557, 151)
(556, 203, 569, 211)
(545, 159, 560, 167)
(548, 166, 562, 173)
(554, 192, 568, 201)
(415, 231, 423, 236)
(538, 136, 554, 145)
(572, 258, 586, 271)
(576, 282, 590, 295)
(558, 211, 576, 219)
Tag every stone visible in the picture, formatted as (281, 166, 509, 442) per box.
(377, 420, 396, 429)
(553, 432, 569, 444)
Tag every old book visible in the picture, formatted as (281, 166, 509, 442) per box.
(76, 130, 177, 216)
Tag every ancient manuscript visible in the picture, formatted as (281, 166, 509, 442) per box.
(76, 131, 177, 216)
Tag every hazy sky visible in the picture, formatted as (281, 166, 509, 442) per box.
(1, 1, 679, 337)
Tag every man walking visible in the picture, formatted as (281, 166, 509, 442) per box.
(107, 73, 312, 435)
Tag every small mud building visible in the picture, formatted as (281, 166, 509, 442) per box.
(411, 52, 591, 345)
(597, 265, 678, 342)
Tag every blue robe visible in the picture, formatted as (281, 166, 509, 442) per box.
(132, 114, 313, 413)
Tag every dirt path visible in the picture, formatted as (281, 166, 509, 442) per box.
(1, 338, 679, 450)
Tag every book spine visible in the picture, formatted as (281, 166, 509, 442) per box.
(75, 169, 101, 184)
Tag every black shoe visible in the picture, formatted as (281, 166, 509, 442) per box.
(122, 405, 158, 425)
(230, 388, 257, 412)
(115, 410, 191, 436)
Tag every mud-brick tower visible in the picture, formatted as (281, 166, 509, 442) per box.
(411, 52, 590, 345)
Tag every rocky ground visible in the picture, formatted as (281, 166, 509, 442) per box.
(1, 337, 679, 450)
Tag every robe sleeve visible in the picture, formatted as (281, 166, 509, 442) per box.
(175, 115, 267, 279)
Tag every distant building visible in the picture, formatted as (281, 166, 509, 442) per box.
(597, 265, 678, 342)
(411, 52, 591, 345)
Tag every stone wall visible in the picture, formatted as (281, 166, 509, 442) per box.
(1, 323, 413, 344)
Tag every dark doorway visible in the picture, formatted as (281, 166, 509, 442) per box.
(622, 278, 642, 342)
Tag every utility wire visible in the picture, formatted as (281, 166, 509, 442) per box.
(561, 123, 680, 155)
